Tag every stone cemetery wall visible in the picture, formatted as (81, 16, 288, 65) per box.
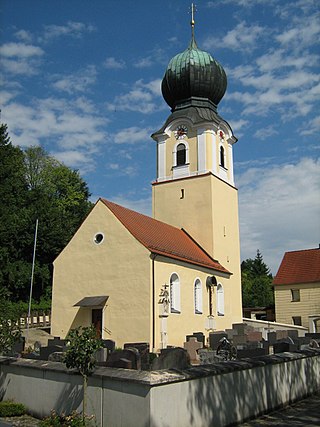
(0, 349, 319, 427)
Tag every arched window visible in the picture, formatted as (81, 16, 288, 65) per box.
(220, 146, 225, 168)
(194, 279, 203, 314)
(176, 143, 186, 166)
(170, 273, 180, 313)
(217, 283, 225, 316)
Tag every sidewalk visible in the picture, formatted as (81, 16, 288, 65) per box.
(240, 392, 320, 426)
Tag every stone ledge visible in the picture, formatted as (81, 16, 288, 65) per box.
(1, 348, 319, 387)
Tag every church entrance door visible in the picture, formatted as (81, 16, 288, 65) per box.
(92, 309, 102, 338)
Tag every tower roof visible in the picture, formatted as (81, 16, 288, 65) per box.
(161, 27, 227, 112)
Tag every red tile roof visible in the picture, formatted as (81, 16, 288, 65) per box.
(273, 248, 320, 285)
(100, 198, 230, 274)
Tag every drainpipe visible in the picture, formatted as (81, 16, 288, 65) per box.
(151, 254, 157, 351)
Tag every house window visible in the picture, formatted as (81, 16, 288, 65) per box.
(217, 283, 225, 316)
(194, 279, 203, 314)
(291, 289, 300, 302)
(220, 146, 225, 168)
(292, 316, 302, 326)
(176, 143, 186, 166)
(170, 273, 180, 313)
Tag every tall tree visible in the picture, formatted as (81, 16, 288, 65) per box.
(0, 124, 93, 302)
(241, 250, 274, 307)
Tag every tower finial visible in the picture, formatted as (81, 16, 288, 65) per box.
(189, 3, 197, 47)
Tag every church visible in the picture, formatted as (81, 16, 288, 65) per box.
(51, 17, 243, 351)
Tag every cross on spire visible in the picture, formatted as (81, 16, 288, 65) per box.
(189, 3, 197, 47)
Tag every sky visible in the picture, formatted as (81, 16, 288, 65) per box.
(1, 0, 319, 274)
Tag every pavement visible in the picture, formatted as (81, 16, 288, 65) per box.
(240, 392, 320, 426)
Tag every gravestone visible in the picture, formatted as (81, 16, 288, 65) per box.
(288, 330, 299, 340)
(151, 347, 190, 370)
(198, 349, 219, 365)
(267, 332, 277, 344)
(95, 348, 108, 365)
(48, 352, 64, 362)
(232, 323, 247, 335)
(109, 358, 132, 369)
(232, 335, 247, 346)
(48, 337, 66, 347)
(192, 332, 205, 346)
(247, 331, 262, 342)
(209, 332, 228, 350)
(102, 339, 116, 356)
(106, 348, 141, 370)
(184, 337, 203, 364)
(39, 345, 64, 360)
(226, 329, 237, 340)
(124, 342, 149, 370)
(273, 339, 298, 354)
(237, 348, 268, 359)
(276, 330, 288, 340)
(12, 337, 25, 355)
(306, 333, 320, 339)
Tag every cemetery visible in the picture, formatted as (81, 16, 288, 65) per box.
(0, 323, 319, 426)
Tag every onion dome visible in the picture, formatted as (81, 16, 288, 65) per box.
(161, 36, 227, 112)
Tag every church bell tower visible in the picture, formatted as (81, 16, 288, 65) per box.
(152, 10, 242, 321)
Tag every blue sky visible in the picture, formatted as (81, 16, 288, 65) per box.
(1, 0, 319, 273)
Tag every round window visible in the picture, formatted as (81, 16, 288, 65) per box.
(94, 233, 104, 244)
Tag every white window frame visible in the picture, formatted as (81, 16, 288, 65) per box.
(170, 273, 181, 313)
(194, 278, 203, 314)
(217, 283, 225, 316)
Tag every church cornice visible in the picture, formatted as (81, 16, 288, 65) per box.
(152, 170, 238, 191)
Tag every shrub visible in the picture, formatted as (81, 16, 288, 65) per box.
(39, 410, 94, 426)
(0, 401, 26, 417)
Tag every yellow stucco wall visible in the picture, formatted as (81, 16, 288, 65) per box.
(274, 282, 320, 329)
(51, 200, 151, 346)
(152, 173, 243, 330)
(153, 255, 232, 348)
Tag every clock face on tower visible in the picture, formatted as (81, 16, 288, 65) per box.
(174, 124, 188, 139)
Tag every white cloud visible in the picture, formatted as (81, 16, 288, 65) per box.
(110, 196, 151, 216)
(14, 29, 33, 43)
(113, 126, 151, 144)
(103, 57, 126, 69)
(275, 15, 320, 49)
(2, 96, 107, 174)
(0, 42, 44, 76)
(301, 116, 320, 136)
(0, 42, 44, 58)
(238, 157, 320, 273)
(254, 125, 278, 140)
(106, 79, 162, 114)
(204, 22, 264, 52)
(52, 65, 97, 94)
(42, 21, 95, 41)
(134, 57, 153, 68)
(53, 150, 95, 173)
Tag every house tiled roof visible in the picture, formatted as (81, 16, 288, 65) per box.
(273, 248, 320, 286)
(100, 198, 230, 274)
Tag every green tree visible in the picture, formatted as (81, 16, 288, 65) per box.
(241, 250, 274, 307)
(0, 124, 93, 302)
(64, 326, 103, 422)
(0, 289, 22, 355)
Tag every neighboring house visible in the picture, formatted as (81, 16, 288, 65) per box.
(273, 248, 320, 332)
(51, 24, 243, 350)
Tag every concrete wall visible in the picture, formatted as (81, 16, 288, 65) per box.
(1, 350, 319, 427)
